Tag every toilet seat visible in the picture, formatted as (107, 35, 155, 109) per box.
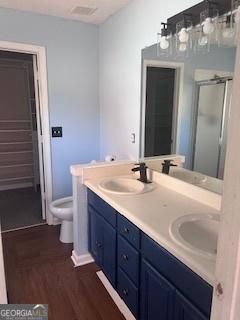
(49, 196, 73, 243)
(49, 196, 73, 221)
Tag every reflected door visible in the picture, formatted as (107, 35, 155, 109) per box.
(144, 67, 175, 157)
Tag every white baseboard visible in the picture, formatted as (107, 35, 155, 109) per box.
(71, 250, 94, 267)
(97, 271, 135, 320)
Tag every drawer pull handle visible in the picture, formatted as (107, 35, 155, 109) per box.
(122, 254, 128, 261)
(123, 289, 129, 296)
(124, 227, 129, 234)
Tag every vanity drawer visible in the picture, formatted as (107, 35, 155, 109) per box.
(87, 189, 116, 227)
(141, 233, 213, 318)
(117, 214, 140, 250)
(118, 235, 139, 286)
(117, 267, 139, 318)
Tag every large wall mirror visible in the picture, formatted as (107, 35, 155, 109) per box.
(140, 43, 236, 194)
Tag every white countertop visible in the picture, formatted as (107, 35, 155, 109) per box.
(85, 174, 220, 286)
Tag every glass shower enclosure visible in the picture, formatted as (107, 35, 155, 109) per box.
(192, 77, 233, 179)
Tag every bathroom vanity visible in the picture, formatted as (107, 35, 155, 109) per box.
(83, 170, 220, 320)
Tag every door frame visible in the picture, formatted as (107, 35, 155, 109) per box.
(140, 59, 184, 158)
(0, 41, 53, 225)
(211, 26, 240, 320)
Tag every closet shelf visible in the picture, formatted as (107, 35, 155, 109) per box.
(0, 120, 31, 123)
(0, 141, 32, 145)
(0, 176, 34, 182)
(0, 150, 33, 155)
(0, 163, 33, 169)
(0, 129, 31, 132)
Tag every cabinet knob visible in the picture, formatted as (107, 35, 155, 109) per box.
(124, 227, 129, 234)
(122, 254, 128, 261)
(123, 289, 129, 296)
(95, 241, 102, 248)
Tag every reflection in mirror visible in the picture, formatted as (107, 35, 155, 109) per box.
(140, 44, 236, 194)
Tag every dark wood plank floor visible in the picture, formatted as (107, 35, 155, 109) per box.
(2, 225, 125, 320)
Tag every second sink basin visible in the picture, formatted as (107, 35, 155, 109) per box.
(98, 177, 154, 195)
(169, 167, 206, 184)
(170, 213, 220, 259)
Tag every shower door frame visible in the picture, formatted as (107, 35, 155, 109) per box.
(191, 77, 233, 178)
(0, 41, 53, 225)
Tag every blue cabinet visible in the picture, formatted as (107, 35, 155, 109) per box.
(118, 267, 139, 318)
(118, 235, 140, 286)
(87, 190, 213, 320)
(89, 206, 103, 265)
(175, 291, 208, 320)
(140, 258, 209, 320)
(88, 205, 116, 288)
(141, 259, 175, 320)
(141, 234, 212, 318)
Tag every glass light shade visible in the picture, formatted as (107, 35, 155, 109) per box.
(217, 13, 237, 47)
(200, 7, 219, 46)
(175, 19, 193, 58)
(194, 25, 210, 54)
(157, 33, 173, 57)
(179, 28, 190, 42)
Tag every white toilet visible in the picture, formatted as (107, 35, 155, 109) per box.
(49, 196, 73, 243)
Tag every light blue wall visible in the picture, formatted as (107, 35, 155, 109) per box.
(99, 0, 200, 160)
(142, 45, 236, 167)
(0, 8, 99, 199)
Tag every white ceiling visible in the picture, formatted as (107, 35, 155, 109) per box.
(0, 0, 131, 24)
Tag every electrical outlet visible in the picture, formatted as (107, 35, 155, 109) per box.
(52, 127, 62, 138)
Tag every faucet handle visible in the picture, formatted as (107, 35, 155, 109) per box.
(162, 159, 177, 167)
(134, 162, 147, 168)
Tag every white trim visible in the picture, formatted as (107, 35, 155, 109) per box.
(97, 271, 135, 320)
(0, 41, 53, 225)
(0, 230, 7, 304)
(140, 59, 184, 158)
(33, 55, 46, 220)
(71, 250, 94, 267)
(210, 27, 240, 320)
(1, 222, 46, 233)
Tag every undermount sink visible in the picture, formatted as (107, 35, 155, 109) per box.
(98, 177, 154, 195)
(170, 213, 220, 259)
(169, 167, 206, 185)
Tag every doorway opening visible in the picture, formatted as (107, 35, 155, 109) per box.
(140, 60, 184, 159)
(0, 48, 51, 232)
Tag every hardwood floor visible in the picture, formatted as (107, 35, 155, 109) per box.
(2, 225, 125, 320)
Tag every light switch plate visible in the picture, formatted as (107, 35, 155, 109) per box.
(52, 127, 62, 138)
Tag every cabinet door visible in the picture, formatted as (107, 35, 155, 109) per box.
(89, 206, 103, 266)
(141, 259, 175, 320)
(102, 217, 117, 288)
(175, 291, 208, 320)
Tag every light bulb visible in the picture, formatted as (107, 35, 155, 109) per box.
(198, 35, 208, 46)
(222, 27, 235, 38)
(160, 36, 169, 50)
(179, 28, 189, 43)
(179, 43, 187, 52)
(203, 17, 215, 34)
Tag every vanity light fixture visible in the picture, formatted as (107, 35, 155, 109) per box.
(196, 1, 219, 53)
(222, 15, 235, 38)
(157, 23, 172, 56)
(200, 0, 219, 34)
(156, 0, 238, 59)
(176, 14, 193, 56)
